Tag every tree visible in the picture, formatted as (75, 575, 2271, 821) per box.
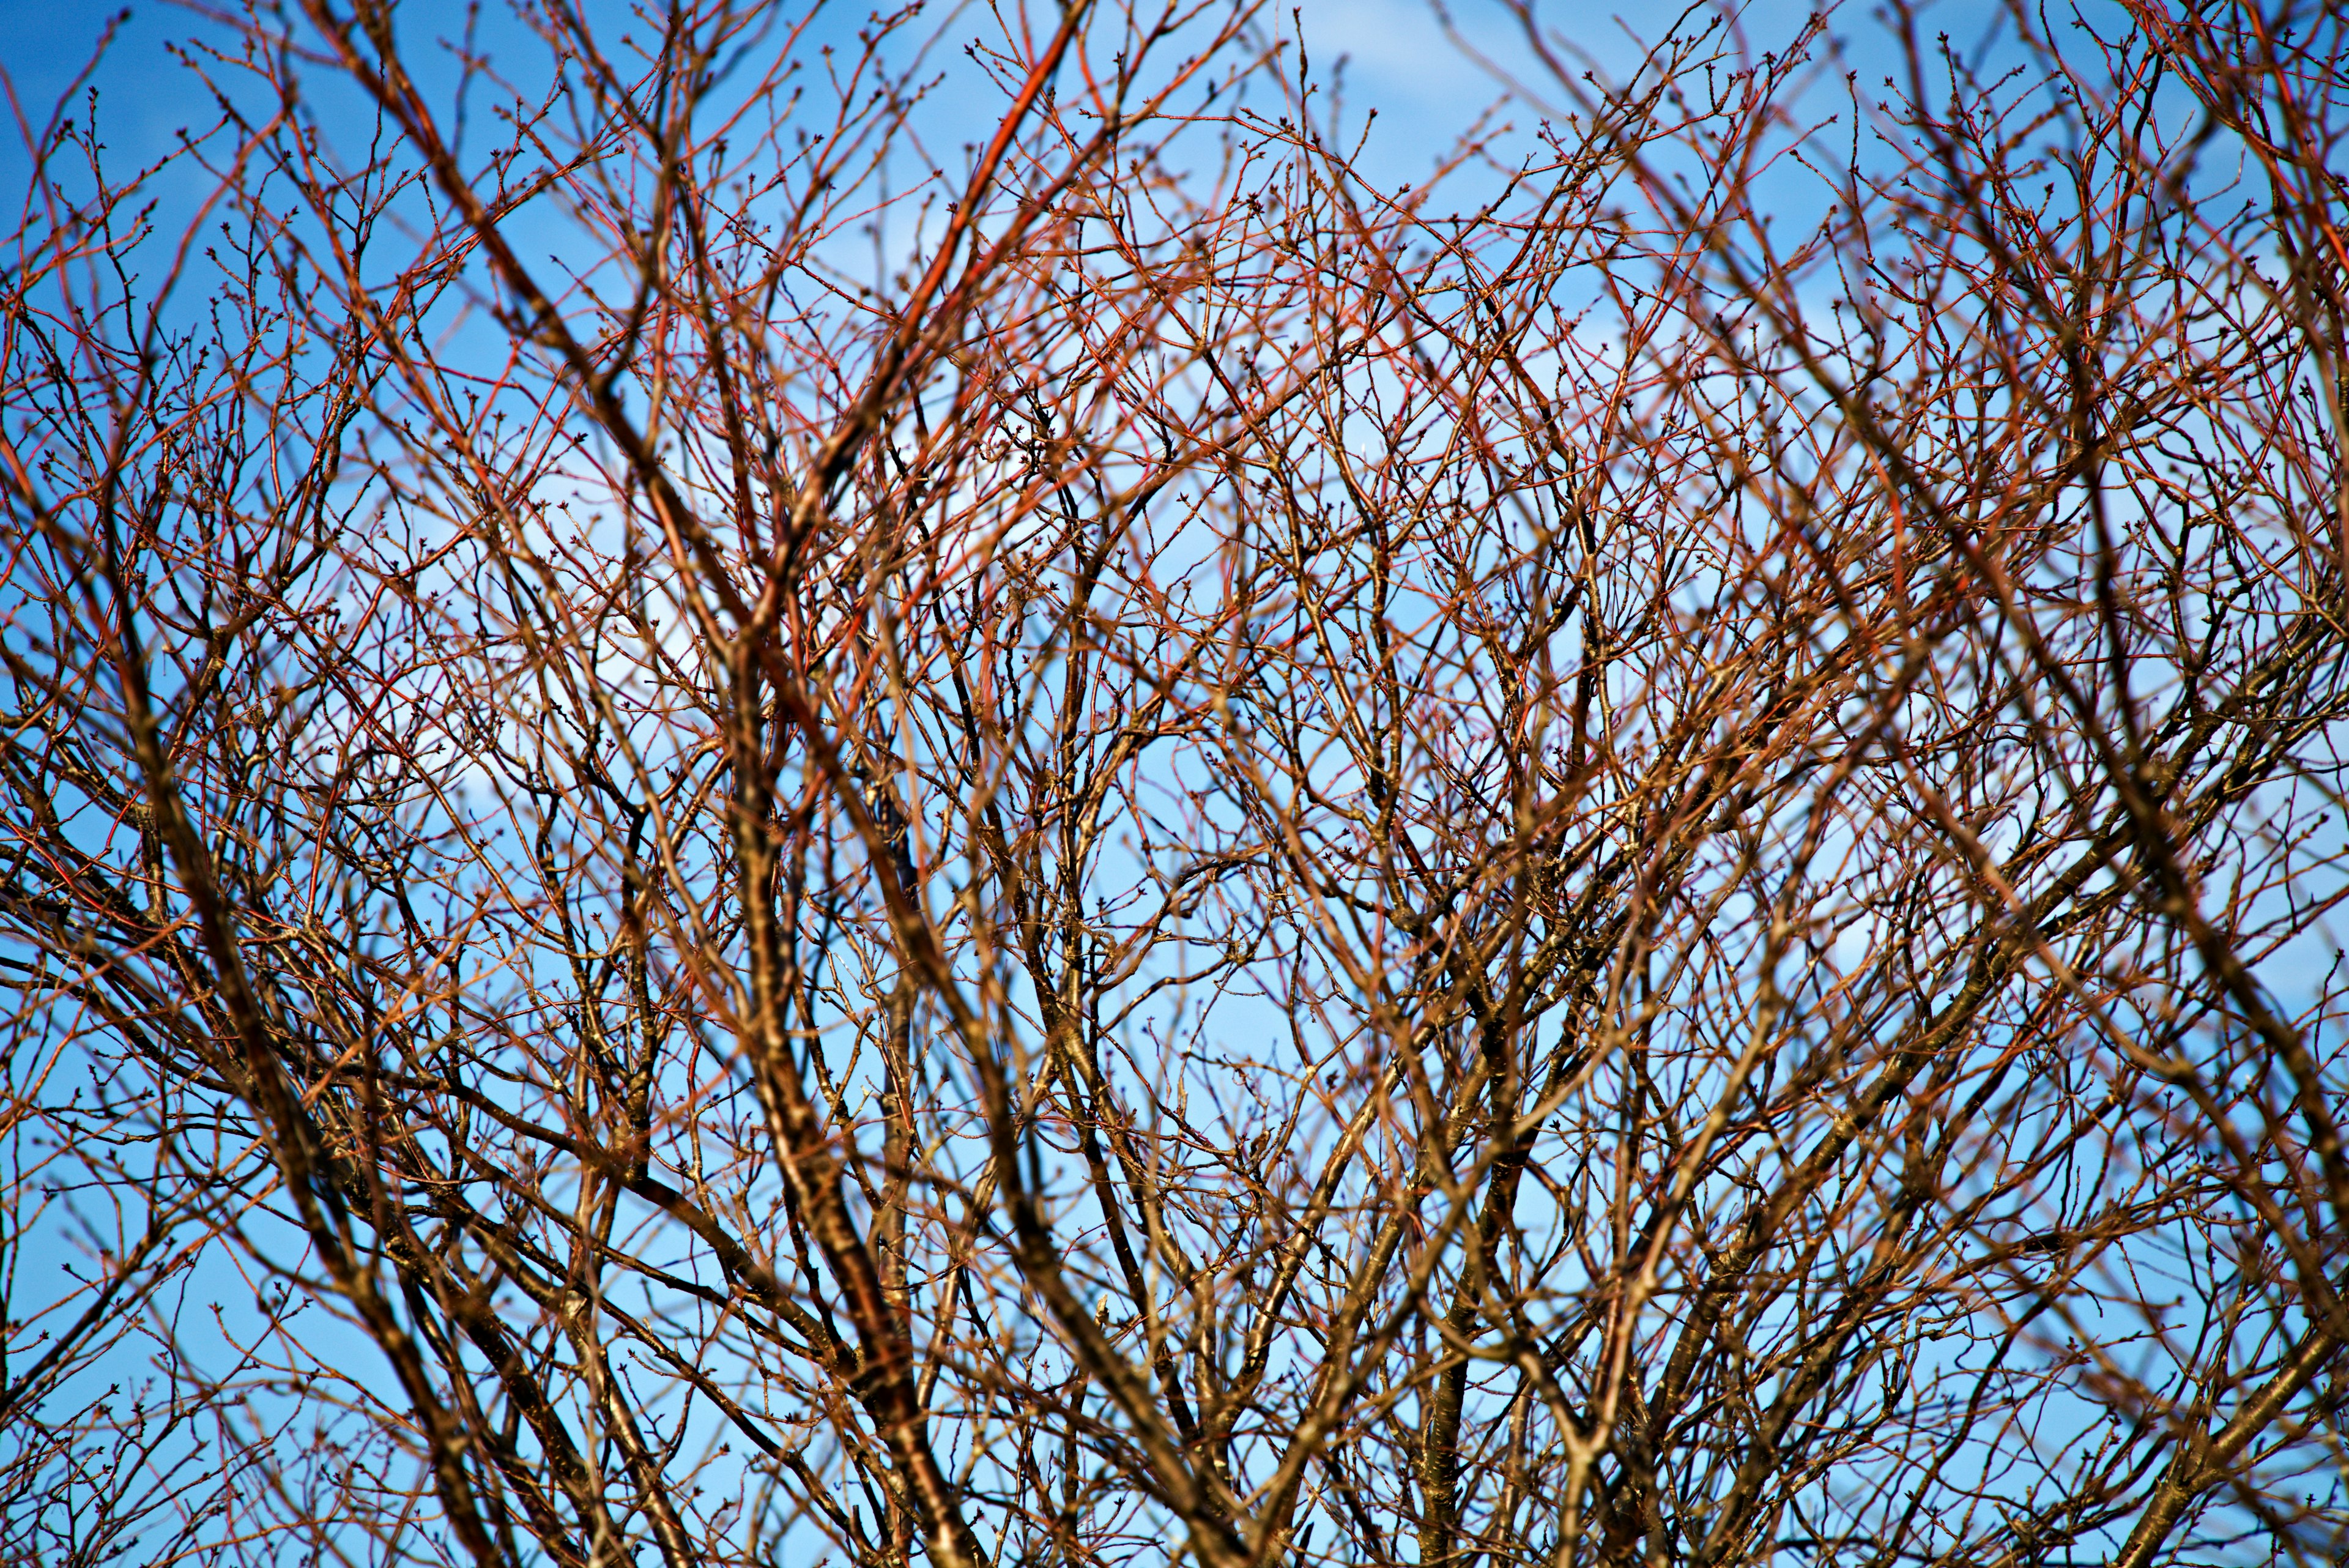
(4, 0, 2347, 1563)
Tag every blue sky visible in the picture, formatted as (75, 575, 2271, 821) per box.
(0, 0, 1924, 198)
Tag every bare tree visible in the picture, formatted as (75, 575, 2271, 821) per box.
(4, 1, 2348, 1564)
